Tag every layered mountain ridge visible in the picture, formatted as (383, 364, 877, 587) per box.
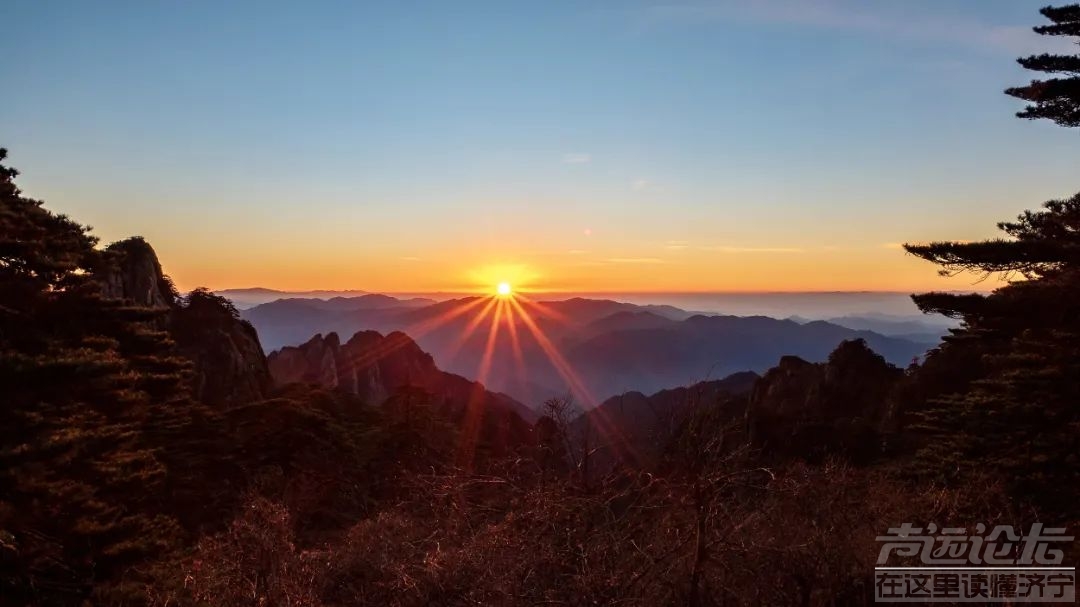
(242, 294, 936, 408)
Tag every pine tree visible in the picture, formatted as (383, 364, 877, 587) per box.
(0, 149, 226, 604)
(903, 6, 1080, 517)
(1005, 4, 1080, 127)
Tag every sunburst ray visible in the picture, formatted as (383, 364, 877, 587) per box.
(508, 296, 639, 465)
(338, 296, 489, 371)
(440, 295, 499, 365)
(457, 298, 505, 470)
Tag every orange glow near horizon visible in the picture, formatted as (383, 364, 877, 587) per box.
(117, 217, 995, 296)
(160, 244, 1008, 295)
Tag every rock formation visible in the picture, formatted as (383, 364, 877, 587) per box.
(746, 339, 903, 462)
(171, 289, 273, 407)
(268, 330, 536, 451)
(99, 237, 177, 308)
(97, 237, 272, 406)
(572, 371, 760, 471)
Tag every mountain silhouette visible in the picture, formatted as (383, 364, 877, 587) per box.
(571, 371, 760, 472)
(267, 329, 536, 451)
(245, 296, 934, 408)
(103, 238, 273, 406)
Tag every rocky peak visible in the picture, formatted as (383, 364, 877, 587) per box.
(746, 339, 903, 462)
(748, 355, 818, 419)
(267, 329, 535, 452)
(268, 330, 443, 406)
(99, 237, 176, 308)
(267, 333, 343, 389)
(94, 238, 271, 407)
(822, 338, 902, 419)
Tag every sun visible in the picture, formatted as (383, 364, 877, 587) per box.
(496, 282, 512, 296)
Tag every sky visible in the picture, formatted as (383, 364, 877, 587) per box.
(3, 0, 1077, 293)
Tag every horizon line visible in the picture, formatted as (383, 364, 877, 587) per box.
(208, 287, 993, 296)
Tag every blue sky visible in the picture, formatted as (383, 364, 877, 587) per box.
(2, 0, 1077, 292)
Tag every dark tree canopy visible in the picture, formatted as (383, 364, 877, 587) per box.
(900, 5, 1080, 519)
(1005, 4, 1080, 126)
(0, 149, 239, 604)
(0, 148, 100, 319)
(904, 191, 1080, 282)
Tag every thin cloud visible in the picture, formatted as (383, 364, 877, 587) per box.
(606, 257, 666, 264)
(562, 153, 592, 164)
(700, 245, 803, 253)
(636, 1, 1073, 56)
(631, 178, 650, 191)
(566, 249, 591, 255)
(665, 240, 689, 250)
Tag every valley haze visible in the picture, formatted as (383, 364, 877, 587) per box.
(232, 289, 951, 409)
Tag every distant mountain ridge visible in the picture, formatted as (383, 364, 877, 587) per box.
(787, 312, 956, 341)
(216, 288, 370, 308)
(240, 293, 936, 409)
(565, 314, 927, 400)
(271, 294, 436, 311)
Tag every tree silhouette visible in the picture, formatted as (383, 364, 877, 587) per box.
(903, 5, 1080, 517)
(0, 149, 228, 604)
(1005, 4, 1080, 127)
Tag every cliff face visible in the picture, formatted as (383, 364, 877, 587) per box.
(570, 371, 760, 472)
(746, 339, 903, 462)
(267, 331, 441, 404)
(268, 330, 536, 451)
(171, 292, 273, 407)
(98, 237, 271, 407)
(100, 238, 176, 308)
(268, 333, 343, 388)
(746, 356, 820, 424)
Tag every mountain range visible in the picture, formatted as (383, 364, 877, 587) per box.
(240, 293, 937, 409)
